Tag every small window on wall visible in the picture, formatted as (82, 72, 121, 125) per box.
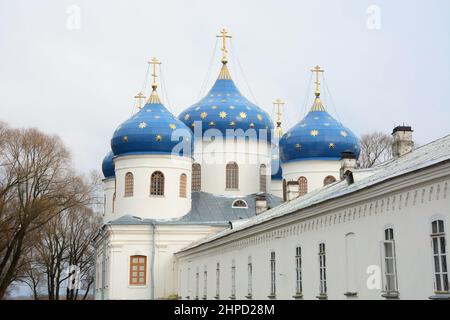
(226, 162, 239, 189)
(124, 172, 134, 197)
(323, 175, 336, 186)
(192, 163, 201, 191)
(381, 228, 398, 295)
(259, 164, 267, 193)
(130, 255, 147, 285)
(298, 177, 308, 196)
(232, 199, 248, 209)
(179, 174, 187, 198)
(150, 171, 165, 196)
(431, 220, 449, 293)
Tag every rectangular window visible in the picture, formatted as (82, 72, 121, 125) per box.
(203, 267, 207, 299)
(247, 256, 253, 297)
(270, 251, 276, 297)
(231, 259, 236, 298)
(195, 267, 199, 299)
(319, 243, 327, 295)
(215, 262, 220, 298)
(129, 255, 146, 285)
(431, 220, 449, 293)
(295, 246, 303, 295)
(382, 228, 398, 293)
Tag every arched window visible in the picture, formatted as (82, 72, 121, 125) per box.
(150, 171, 165, 196)
(129, 255, 147, 285)
(179, 173, 187, 198)
(259, 164, 267, 192)
(192, 163, 201, 191)
(124, 172, 134, 197)
(226, 162, 239, 189)
(298, 176, 308, 196)
(282, 179, 287, 201)
(232, 199, 248, 209)
(323, 175, 336, 186)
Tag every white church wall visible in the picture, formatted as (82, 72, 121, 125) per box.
(282, 160, 340, 192)
(111, 154, 192, 221)
(271, 179, 283, 198)
(193, 139, 272, 196)
(95, 224, 226, 300)
(103, 178, 115, 223)
(176, 174, 450, 300)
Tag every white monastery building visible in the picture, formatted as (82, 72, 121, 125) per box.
(94, 30, 450, 300)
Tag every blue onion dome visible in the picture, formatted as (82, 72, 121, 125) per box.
(178, 63, 273, 142)
(102, 151, 115, 178)
(111, 88, 193, 157)
(271, 146, 283, 180)
(279, 89, 360, 163)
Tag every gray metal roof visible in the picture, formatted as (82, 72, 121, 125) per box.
(107, 192, 283, 226)
(178, 134, 450, 252)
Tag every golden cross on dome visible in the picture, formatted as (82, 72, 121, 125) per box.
(134, 92, 146, 109)
(148, 57, 162, 91)
(216, 28, 232, 64)
(311, 65, 324, 97)
(273, 98, 284, 138)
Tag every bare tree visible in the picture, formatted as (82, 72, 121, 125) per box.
(358, 132, 393, 168)
(0, 126, 92, 299)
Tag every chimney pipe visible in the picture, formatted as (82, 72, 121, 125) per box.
(340, 150, 357, 180)
(286, 181, 300, 201)
(392, 125, 414, 158)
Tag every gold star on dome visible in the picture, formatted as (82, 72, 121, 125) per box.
(340, 131, 348, 137)
(169, 124, 176, 130)
(123, 136, 128, 142)
(184, 114, 190, 121)
(295, 143, 302, 150)
(229, 105, 235, 109)
(219, 111, 227, 119)
(329, 143, 335, 149)
(211, 105, 218, 109)
(230, 121, 235, 126)
(249, 122, 255, 128)
(239, 112, 247, 119)
(209, 121, 216, 126)
(138, 122, 147, 129)
(155, 135, 162, 141)
(200, 112, 208, 119)
(310, 129, 319, 136)
(257, 114, 263, 121)
(221, 99, 227, 103)
(191, 122, 195, 127)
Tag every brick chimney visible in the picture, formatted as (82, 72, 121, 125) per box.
(286, 181, 300, 201)
(392, 125, 414, 158)
(340, 150, 357, 180)
(255, 195, 268, 214)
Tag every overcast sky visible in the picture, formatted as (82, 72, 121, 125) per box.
(1, 0, 449, 175)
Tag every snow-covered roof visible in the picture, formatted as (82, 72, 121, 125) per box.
(178, 134, 450, 252)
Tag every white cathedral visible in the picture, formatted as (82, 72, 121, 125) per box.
(94, 30, 450, 300)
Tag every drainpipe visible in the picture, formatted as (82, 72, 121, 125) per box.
(149, 220, 156, 300)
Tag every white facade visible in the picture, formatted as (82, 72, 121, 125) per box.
(176, 161, 450, 300)
(105, 154, 192, 222)
(193, 139, 272, 196)
(95, 223, 225, 300)
(282, 159, 340, 193)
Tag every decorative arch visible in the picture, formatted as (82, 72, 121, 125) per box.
(124, 172, 134, 197)
(226, 162, 239, 189)
(179, 173, 187, 198)
(298, 176, 308, 196)
(323, 175, 336, 186)
(150, 171, 165, 196)
(232, 199, 248, 209)
(192, 163, 201, 191)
